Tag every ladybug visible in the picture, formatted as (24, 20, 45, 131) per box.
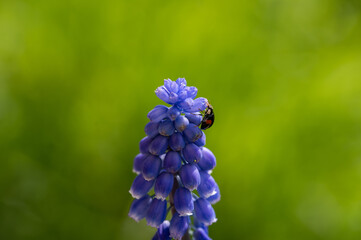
(200, 103, 214, 130)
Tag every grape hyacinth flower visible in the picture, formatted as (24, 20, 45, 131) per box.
(129, 78, 220, 240)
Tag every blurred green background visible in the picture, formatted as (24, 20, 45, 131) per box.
(1, 0, 361, 239)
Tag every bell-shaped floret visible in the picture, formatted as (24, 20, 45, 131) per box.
(129, 174, 155, 199)
(128, 195, 152, 222)
(194, 198, 217, 226)
(149, 135, 168, 155)
(145, 121, 160, 138)
(154, 172, 174, 200)
(158, 119, 175, 136)
(167, 106, 181, 121)
(183, 123, 203, 142)
(197, 171, 217, 198)
(173, 187, 194, 216)
(148, 105, 168, 122)
(139, 136, 152, 154)
(146, 198, 168, 228)
(182, 143, 202, 163)
(174, 115, 189, 132)
(163, 151, 182, 174)
(142, 155, 162, 181)
(133, 153, 148, 174)
(185, 113, 202, 125)
(179, 164, 201, 191)
(169, 213, 190, 240)
(197, 147, 216, 171)
(169, 132, 185, 151)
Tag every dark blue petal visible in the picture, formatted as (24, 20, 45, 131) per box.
(167, 106, 181, 121)
(174, 187, 194, 216)
(194, 131, 206, 147)
(174, 115, 189, 132)
(183, 123, 203, 142)
(146, 199, 168, 228)
(128, 195, 152, 222)
(176, 78, 187, 89)
(149, 135, 168, 156)
(154, 172, 174, 200)
(169, 213, 190, 240)
(197, 147, 216, 171)
(129, 174, 155, 199)
(158, 119, 175, 136)
(169, 132, 185, 151)
(182, 143, 202, 163)
(185, 113, 203, 125)
(197, 171, 217, 198)
(148, 105, 169, 122)
(163, 151, 182, 174)
(194, 228, 212, 240)
(152, 220, 171, 240)
(142, 155, 162, 181)
(189, 98, 208, 112)
(133, 153, 148, 174)
(139, 136, 153, 154)
(179, 164, 201, 191)
(206, 183, 220, 205)
(155, 86, 171, 104)
(194, 198, 217, 226)
(185, 86, 198, 99)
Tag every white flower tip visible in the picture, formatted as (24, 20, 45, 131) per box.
(129, 190, 140, 199)
(179, 212, 193, 217)
(154, 195, 166, 201)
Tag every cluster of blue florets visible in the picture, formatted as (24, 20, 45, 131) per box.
(129, 78, 220, 240)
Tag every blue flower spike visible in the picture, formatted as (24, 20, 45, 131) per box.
(128, 78, 219, 240)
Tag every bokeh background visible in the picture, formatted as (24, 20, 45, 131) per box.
(1, 0, 361, 239)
